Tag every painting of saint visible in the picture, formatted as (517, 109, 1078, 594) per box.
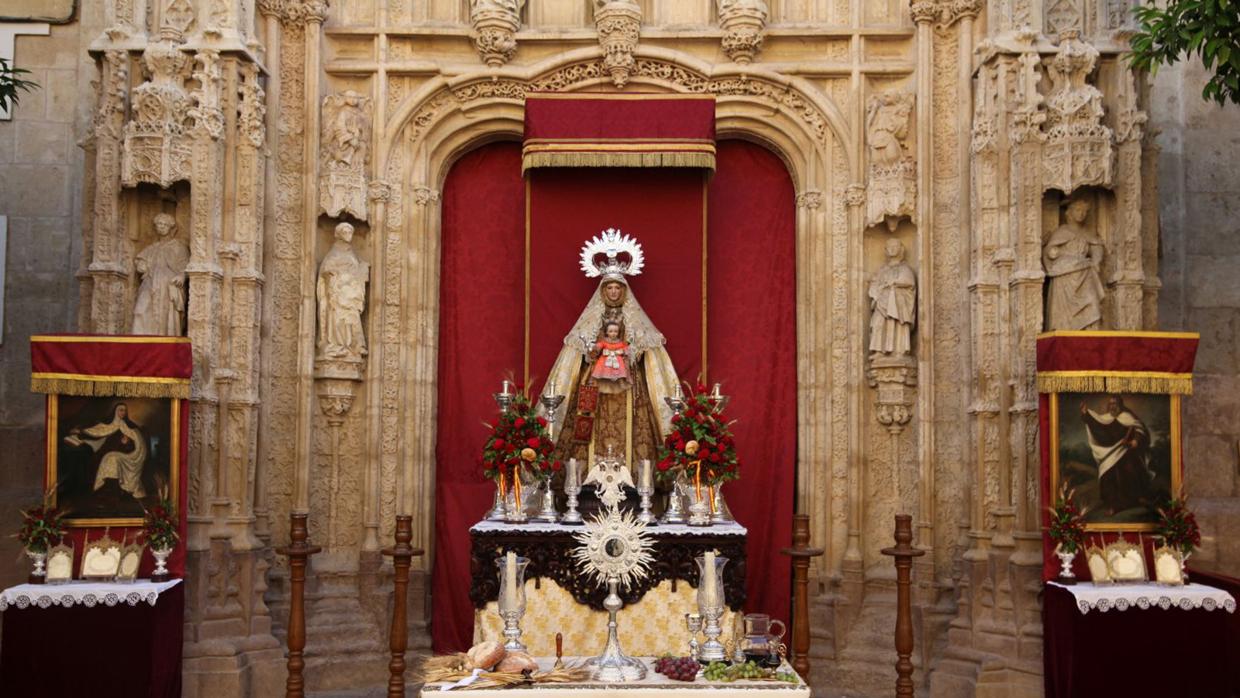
(1052, 392, 1179, 530)
(50, 396, 177, 525)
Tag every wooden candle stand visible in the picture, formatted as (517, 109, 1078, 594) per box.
(276, 512, 321, 698)
(881, 514, 925, 698)
(381, 515, 425, 698)
(779, 513, 824, 680)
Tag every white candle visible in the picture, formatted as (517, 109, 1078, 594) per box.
(504, 551, 518, 610)
(566, 458, 579, 491)
(702, 550, 718, 608)
(640, 459, 653, 490)
(673, 382, 684, 399)
(545, 379, 556, 397)
(501, 380, 512, 396)
(711, 383, 722, 399)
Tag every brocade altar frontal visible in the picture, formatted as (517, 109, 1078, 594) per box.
(522, 93, 717, 171)
(422, 657, 809, 697)
(475, 579, 739, 658)
(0, 579, 183, 610)
(1047, 581, 1236, 615)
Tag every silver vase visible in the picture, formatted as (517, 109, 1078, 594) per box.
(710, 482, 734, 524)
(486, 481, 507, 521)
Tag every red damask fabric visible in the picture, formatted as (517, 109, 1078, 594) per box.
(433, 142, 527, 652)
(707, 140, 797, 623)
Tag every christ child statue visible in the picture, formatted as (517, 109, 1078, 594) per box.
(589, 321, 631, 392)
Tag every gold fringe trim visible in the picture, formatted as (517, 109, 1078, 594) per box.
(31, 376, 190, 399)
(522, 151, 716, 171)
(1037, 372, 1193, 395)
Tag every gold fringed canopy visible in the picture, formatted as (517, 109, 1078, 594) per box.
(522, 93, 717, 173)
(1035, 331, 1199, 396)
(30, 335, 193, 400)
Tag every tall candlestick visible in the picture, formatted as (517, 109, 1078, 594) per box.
(566, 458, 579, 491)
(504, 551, 519, 610)
(639, 459, 653, 490)
(702, 550, 718, 608)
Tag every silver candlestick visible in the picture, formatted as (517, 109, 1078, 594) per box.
(494, 379, 515, 414)
(501, 610, 525, 651)
(637, 484, 656, 525)
(485, 481, 507, 521)
(562, 458, 583, 524)
(536, 480, 559, 523)
(661, 474, 688, 524)
(664, 382, 687, 415)
(539, 389, 565, 441)
(700, 608, 726, 662)
(588, 575, 647, 682)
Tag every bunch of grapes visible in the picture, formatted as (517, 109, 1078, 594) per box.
(702, 660, 772, 682)
(653, 656, 700, 681)
(774, 671, 799, 683)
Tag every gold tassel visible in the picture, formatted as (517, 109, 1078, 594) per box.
(522, 151, 716, 172)
(31, 377, 190, 399)
(1036, 372, 1193, 396)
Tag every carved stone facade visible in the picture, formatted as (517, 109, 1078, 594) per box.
(44, 0, 1169, 695)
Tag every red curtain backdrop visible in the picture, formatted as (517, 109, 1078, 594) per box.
(528, 167, 706, 385)
(432, 139, 798, 650)
(707, 140, 797, 623)
(433, 142, 526, 652)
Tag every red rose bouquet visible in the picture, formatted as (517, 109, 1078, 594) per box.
(1156, 492, 1201, 557)
(143, 499, 180, 551)
(481, 392, 561, 505)
(16, 503, 66, 554)
(1046, 481, 1087, 555)
(656, 383, 740, 500)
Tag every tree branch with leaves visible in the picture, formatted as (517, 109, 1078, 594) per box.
(1130, 0, 1240, 106)
(0, 57, 38, 113)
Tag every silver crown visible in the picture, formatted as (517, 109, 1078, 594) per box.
(579, 229, 645, 279)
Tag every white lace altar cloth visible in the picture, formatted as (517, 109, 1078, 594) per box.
(0, 579, 182, 611)
(421, 657, 810, 696)
(470, 520, 748, 536)
(1049, 581, 1236, 615)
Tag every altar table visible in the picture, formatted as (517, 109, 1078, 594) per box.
(420, 657, 810, 696)
(471, 520, 747, 657)
(0, 579, 184, 698)
(1043, 581, 1234, 698)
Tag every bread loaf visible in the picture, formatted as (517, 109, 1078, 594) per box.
(465, 640, 505, 671)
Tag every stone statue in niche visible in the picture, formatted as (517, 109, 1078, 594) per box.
(319, 91, 373, 221)
(1043, 196, 1105, 330)
(316, 222, 370, 360)
(132, 213, 190, 336)
(868, 238, 916, 358)
(865, 93, 917, 231)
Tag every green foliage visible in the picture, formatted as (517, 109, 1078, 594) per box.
(0, 57, 38, 113)
(1130, 0, 1240, 106)
(143, 499, 180, 551)
(16, 505, 66, 553)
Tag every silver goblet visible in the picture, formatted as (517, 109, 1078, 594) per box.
(685, 612, 703, 660)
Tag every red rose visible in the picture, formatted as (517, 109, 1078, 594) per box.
(493, 438, 506, 450)
(695, 383, 707, 393)
(657, 460, 671, 471)
(552, 461, 563, 471)
(526, 437, 540, 449)
(709, 452, 721, 463)
(671, 413, 681, 423)
(514, 417, 526, 428)
(537, 416, 548, 427)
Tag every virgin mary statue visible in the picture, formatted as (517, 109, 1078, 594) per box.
(541, 231, 680, 467)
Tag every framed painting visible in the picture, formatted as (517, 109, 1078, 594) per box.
(46, 395, 180, 527)
(1050, 391, 1181, 532)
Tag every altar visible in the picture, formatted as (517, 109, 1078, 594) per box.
(419, 657, 810, 697)
(470, 519, 747, 657)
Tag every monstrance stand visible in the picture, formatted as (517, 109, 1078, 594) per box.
(573, 508, 654, 682)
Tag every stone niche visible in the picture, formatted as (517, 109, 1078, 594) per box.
(120, 182, 191, 336)
(1040, 185, 1118, 329)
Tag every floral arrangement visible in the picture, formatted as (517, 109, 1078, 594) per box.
(481, 391, 561, 484)
(1156, 492, 1202, 556)
(656, 383, 739, 487)
(1046, 482, 1087, 554)
(16, 503, 66, 553)
(143, 500, 180, 551)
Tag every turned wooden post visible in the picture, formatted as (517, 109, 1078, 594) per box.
(881, 514, 925, 698)
(381, 515, 425, 698)
(779, 514, 824, 679)
(277, 512, 321, 698)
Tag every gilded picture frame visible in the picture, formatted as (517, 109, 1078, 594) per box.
(1050, 392, 1181, 532)
(46, 395, 180, 527)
